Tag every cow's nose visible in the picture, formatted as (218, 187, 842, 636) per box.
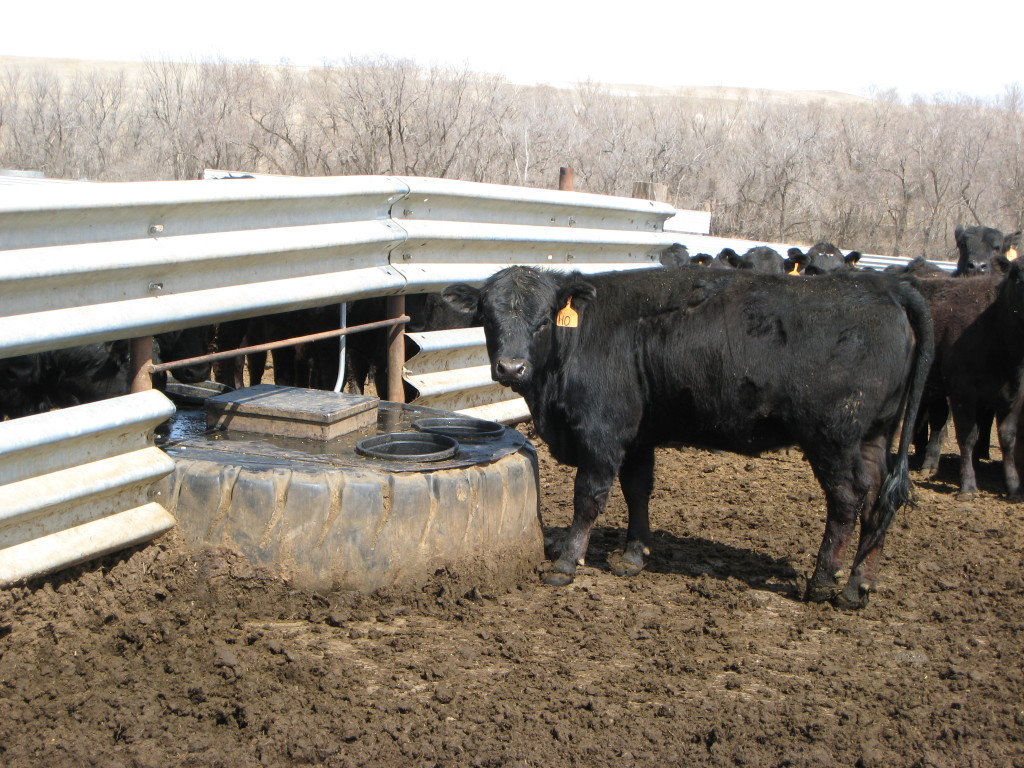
(495, 358, 527, 382)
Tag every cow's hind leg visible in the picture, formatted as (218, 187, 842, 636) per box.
(543, 457, 618, 586)
(997, 409, 1022, 498)
(804, 443, 873, 605)
(836, 434, 890, 608)
(608, 445, 655, 577)
(921, 399, 948, 473)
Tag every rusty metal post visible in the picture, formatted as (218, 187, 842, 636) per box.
(559, 167, 574, 191)
(130, 336, 154, 392)
(386, 295, 406, 403)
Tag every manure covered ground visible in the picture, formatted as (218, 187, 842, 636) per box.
(1, 426, 1022, 767)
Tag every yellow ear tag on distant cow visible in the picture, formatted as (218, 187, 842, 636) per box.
(556, 298, 579, 328)
(1008, 248, 1019, 261)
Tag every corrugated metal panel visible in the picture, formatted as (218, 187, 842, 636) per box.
(405, 328, 489, 375)
(0, 504, 175, 586)
(664, 209, 712, 235)
(0, 391, 176, 586)
(458, 398, 532, 425)
(404, 329, 526, 420)
(0, 175, 686, 358)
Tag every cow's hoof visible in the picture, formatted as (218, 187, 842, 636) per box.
(539, 557, 577, 586)
(804, 582, 836, 603)
(833, 580, 871, 610)
(608, 549, 645, 577)
(543, 536, 563, 561)
(540, 570, 574, 587)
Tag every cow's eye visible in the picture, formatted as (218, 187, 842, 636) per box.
(534, 319, 550, 334)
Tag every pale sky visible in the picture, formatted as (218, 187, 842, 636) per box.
(6, 1, 1022, 100)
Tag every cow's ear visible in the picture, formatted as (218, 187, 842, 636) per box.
(660, 243, 689, 268)
(719, 248, 742, 268)
(991, 255, 1013, 275)
(1004, 231, 1022, 253)
(441, 283, 481, 317)
(558, 275, 597, 309)
(787, 248, 807, 268)
(845, 251, 862, 266)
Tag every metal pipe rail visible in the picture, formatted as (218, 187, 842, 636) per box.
(146, 315, 410, 374)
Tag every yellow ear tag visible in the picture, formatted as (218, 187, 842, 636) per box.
(556, 298, 579, 328)
(1008, 247, 1019, 261)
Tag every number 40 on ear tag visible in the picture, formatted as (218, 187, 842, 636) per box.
(556, 298, 579, 328)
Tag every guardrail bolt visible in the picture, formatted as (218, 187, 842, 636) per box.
(149, 282, 164, 293)
(149, 224, 164, 235)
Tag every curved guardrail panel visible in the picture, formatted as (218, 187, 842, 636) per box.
(0, 390, 177, 585)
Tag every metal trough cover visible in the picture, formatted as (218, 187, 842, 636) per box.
(207, 384, 379, 441)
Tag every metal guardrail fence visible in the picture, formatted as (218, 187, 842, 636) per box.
(0, 172, 933, 584)
(0, 391, 176, 585)
(0, 175, 680, 358)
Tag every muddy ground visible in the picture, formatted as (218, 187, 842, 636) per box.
(1, 425, 1022, 768)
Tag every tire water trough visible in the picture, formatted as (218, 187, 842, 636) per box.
(151, 384, 543, 592)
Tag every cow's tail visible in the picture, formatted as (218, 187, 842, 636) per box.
(854, 282, 934, 568)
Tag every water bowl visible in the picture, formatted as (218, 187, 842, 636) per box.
(355, 431, 459, 462)
(412, 416, 505, 441)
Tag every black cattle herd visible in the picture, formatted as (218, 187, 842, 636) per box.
(3, 224, 1022, 607)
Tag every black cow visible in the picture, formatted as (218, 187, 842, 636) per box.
(883, 257, 949, 279)
(659, 243, 693, 268)
(443, 266, 932, 608)
(913, 265, 1024, 498)
(212, 296, 475, 397)
(345, 294, 477, 396)
(718, 246, 789, 274)
(0, 328, 211, 420)
(787, 242, 862, 275)
(953, 225, 1021, 277)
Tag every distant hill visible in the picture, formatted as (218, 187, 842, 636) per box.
(0, 55, 872, 106)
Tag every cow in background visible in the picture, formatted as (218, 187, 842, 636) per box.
(884, 257, 948, 279)
(718, 246, 789, 274)
(787, 242, 862, 274)
(210, 295, 475, 397)
(953, 225, 1021, 277)
(663, 244, 788, 272)
(443, 265, 932, 608)
(913, 264, 1024, 498)
(0, 327, 212, 420)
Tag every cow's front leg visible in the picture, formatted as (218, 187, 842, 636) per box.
(609, 445, 655, 577)
(543, 462, 616, 586)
